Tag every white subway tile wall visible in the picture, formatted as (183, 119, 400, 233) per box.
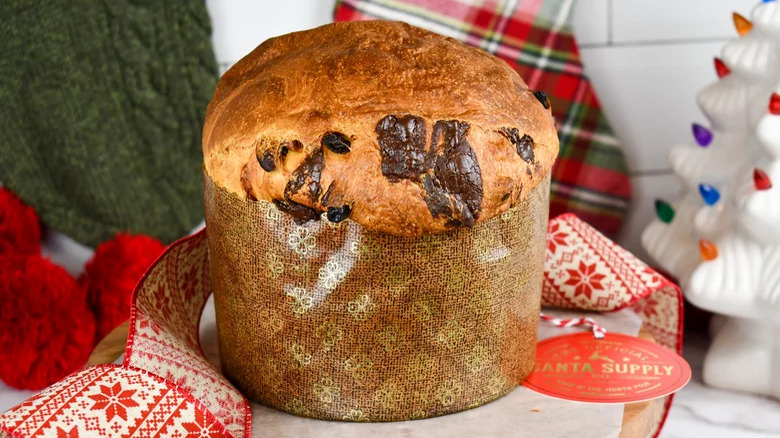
(205, 0, 752, 258)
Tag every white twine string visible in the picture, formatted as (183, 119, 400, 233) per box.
(539, 313, 607, 339)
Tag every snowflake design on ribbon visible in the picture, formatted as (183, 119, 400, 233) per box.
(564, 261, 606, 300)
(286, 286, 313, 316)
(88, 383, 139, 422)
(318, 260, 347, 290)
(288, 226, 316, 256)
(181, 409, 223, 438)
(547, 221, 569, 254)
(55, 426, 79, 438)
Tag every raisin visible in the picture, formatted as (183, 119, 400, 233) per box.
(533, 90, 551, 109)
(322, 132, 351, 154)
(258, 150, 276, 172)
(327, 204, 352, 223)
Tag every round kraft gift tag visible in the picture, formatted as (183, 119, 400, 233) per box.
(523, 332, 691, 404)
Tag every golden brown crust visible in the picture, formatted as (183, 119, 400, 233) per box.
(203, 20, 558, 236)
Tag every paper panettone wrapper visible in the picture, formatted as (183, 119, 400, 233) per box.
(204, 172, 550, 422)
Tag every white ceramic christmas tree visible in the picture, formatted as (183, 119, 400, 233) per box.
(642, 0, 780, 398)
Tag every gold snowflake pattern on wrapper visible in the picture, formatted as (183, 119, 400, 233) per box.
(204, 173, 549, 422)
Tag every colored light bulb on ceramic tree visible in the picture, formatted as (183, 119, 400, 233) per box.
(699, 239, 719, 261)
(754, 168, 773, 190)
(733, 12, 753, 36)
(692, 123, 714, 146)
(655, 199, 675, 223)
(699, 184, 721, 205)
(714, 58, 731, 78)
(770, 93, 780, 115)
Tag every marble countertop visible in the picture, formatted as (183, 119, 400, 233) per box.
(659, 333, 780, 438)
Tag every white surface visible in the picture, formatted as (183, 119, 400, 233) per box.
(612, 0, 750, 44)
(206, 0, 333, 64)
(571, 0, 609, 46)
(579, 41, 724, 173)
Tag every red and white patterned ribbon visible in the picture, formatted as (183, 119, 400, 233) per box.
(0, 214, 682, 438)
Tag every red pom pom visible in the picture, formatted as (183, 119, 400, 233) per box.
(0, 255, 95, 390)
(82, 233, 166, 340)
(0, 188, 41, 256)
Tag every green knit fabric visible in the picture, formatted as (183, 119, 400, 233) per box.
(0, 0, 218, 246)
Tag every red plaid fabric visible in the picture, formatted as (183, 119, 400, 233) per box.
(334, 0, 631, 236)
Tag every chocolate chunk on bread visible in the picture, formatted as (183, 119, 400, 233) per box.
(203, 20, 558, 236)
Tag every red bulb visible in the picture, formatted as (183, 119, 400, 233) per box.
(770, 93, 780, 115)
(714, 58, 730, 78)
(754, 168, 773, 191)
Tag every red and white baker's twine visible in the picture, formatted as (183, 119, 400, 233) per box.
(539, 313, 607, 339)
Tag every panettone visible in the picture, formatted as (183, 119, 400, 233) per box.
(203, 20, 558, 422)
(203, 20, 557, 236)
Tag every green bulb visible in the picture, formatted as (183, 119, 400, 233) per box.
(655, 200, 675, 223)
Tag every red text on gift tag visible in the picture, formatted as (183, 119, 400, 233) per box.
(523, 332, 691, 403)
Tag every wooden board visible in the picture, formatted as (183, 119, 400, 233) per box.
(89, 322, 662, 438)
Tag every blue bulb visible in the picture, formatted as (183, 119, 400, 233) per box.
(699, 184, 720, 206)
(763, 0, 776, 3)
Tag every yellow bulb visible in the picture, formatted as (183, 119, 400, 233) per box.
(733, 12, 753, 36)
